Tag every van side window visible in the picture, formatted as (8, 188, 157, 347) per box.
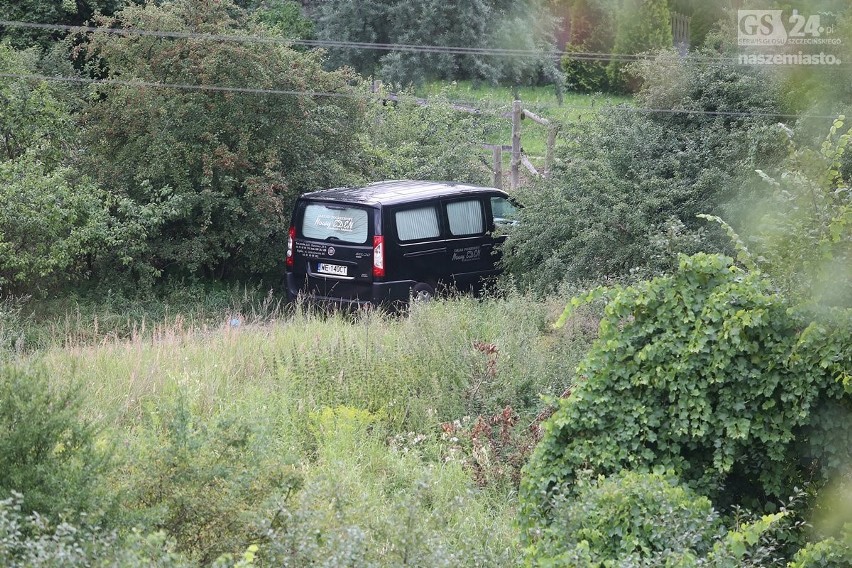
(490, 196, 518, 226)
(396, 206, 440, 241)
(446, 200, 484, 236)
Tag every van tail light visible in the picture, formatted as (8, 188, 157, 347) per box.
(286, 226, 295, 269)
(372, 235, 385, 278)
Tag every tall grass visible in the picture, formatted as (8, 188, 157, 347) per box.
(7, 290, 597, 564)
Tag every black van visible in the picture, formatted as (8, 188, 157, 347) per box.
(285, 180, 518, 306)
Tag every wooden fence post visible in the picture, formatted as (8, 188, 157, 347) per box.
(511, 99, 522, 191)
(492, 145, 503, 189)
(544, 126, 559, 178)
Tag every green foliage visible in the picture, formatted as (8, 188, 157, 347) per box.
(559, 0, 617, 93)
(0, 494, 191, 567)
(561, 43, 611, 93)
(116, 398, 297, 564)
(0, 44, 75, 167)
(76, 0, 368, 285)
(0, 364, 107, 520)
(606, 0, 672, 92)
(502, 51, 786, 291)
(0, 0, 126, 49)
(251, 0, 314, 40)
(789, 534, 852, 567)
(520, 253, 852, 532)
(527, 470, 718, 566)
(259, 406, 520, 566)
(316, 0, 561, 87)
(743, 117, 852, 307)
(526, 470, 796, 567)
(0, 294, 27, 359)
(0, 155, 109, 295)
(364, 91, 495, 184)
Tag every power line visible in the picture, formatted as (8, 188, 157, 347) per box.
(0, 71, 357, 99)
(0, 19, 741, 64)
(2, 71, 842, 121)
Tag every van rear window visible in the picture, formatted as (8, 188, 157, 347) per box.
(301, 203, 369, 244)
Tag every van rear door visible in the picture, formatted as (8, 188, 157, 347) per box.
(291, 201, 376, 301)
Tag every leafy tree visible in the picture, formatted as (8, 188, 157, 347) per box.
(251, 0, 315, 40)
(314, 0, 391, 76)
(76, 0, 368, 285)
(560, 0, 617, 92)
(607, 0, 673, 92)
(0, 0, 128, 50)
(364, 91, 495, 184)
(0, 44, 74, 167)
(0, 44, 107, 295)
(315, 0, 561, 87)
(519, 252, 851, 528)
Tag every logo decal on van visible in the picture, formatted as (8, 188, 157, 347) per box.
(452, 246, 481, 262)
(315, 215, 355, 232)
(327, 246, 336, 256)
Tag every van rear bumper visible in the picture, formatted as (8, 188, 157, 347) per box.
(286, 273, 415, 306)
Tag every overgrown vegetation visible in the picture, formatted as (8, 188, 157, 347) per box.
(0, 291, 594, 565)
(2, 1, 852, 565)
(502, 48, 787, 291)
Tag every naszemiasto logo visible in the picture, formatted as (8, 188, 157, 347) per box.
(738, 10, 839, 46)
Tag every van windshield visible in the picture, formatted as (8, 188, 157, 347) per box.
(301, 203, 369, 244)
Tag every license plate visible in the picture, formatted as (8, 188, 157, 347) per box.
(317, 263, 347, 276)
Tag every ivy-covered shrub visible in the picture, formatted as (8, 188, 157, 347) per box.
(519, 253, 852, 531)
(0, 364, 108, 520)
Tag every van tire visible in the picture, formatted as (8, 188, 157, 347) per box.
(411, 282, 436, 303)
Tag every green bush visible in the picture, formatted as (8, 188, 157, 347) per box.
(0, 364, 107, 520)
(741, 117, 852, 308)
(789, 535, 852, 567)
(0, 494, 190, 567)
(560, 0, 615, 93)
(519, 253, 852, 530)
(114, 398, 299, 564)
(502, 51, 786, 291)
(0, 155, 109, 295)
(527, 470, 723, 565)
(365, 91, 496, 185)
(78, 0, 368, 286)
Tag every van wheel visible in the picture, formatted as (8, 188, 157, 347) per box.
(411, 282, 436, 303)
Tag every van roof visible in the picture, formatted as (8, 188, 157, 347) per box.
(300, 180, 505, 206)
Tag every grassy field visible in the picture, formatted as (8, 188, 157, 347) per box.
(416, 81, 631, 161)
(2, 290, 599, 565)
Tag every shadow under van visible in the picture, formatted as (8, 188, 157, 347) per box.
(285, 180, 518, 307)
